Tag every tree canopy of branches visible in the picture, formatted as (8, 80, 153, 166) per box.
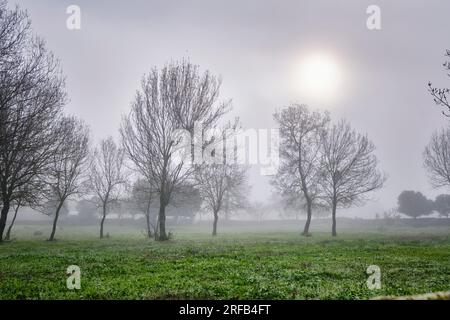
(272, 104, 329, 236)
(45, 116, 90, 241)
(428, 50, 450, 116)
(397, 190, 434, 219)
(424, 126, 450, 189)
(121, 60, 230, 241)
(434, 194, 450, 218)
(0, 2, 66, 241)
(89, 137, 126, 239)
(320, 120, 385, 236)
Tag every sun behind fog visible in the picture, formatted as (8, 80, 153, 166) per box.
(294, 53, 343, 103)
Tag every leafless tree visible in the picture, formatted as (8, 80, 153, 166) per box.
(423, 126, 450, 189)
(89, 137, 126, 239)
(45, 116, 90, 241)
(121, 60, 230, 241)
(319, 120, 385, 236)
(130, 178, 157, 239)
(272, 104, 329, 236)
(0, 3, 66, 241)
(195, 161, 248, 236)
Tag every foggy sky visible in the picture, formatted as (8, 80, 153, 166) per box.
(11, 0, 450, 217)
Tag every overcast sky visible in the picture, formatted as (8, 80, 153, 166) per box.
(11, 0, 450, 217)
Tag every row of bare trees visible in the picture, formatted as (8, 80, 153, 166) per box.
(5, 1, 244, 242)
(0, 0, 132, 242)
(2, 0, 395, 242)
(120, 62, 248, 240)
(1, 1, 249, 241)
(272, 104, 386, 236)
(0, 2, 67, 242)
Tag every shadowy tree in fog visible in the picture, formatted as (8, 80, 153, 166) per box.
(195, 161, 248, 236)
(428, 50, 450, 116)
(424, 127, 450, 189)
(75, 198, 98, 222)
(194, 122, 248, 235)
(397, 190, 434, 219)
(272, 104, 329, 236)
(0, 3, 66, 241)
(433, 194, 450, 218)
(170, 182, 203, 224)
(130, 178, 156, 239)
(121, 60, 229, 241)
(248, 201, 271, 222)
(45, 117, 90, 241)
(89, 137, 126, 239)
(319, 120, 385, 236)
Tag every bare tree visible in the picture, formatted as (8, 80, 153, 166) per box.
(45, 116, 90, 241)
(319, 120, 385, 236)
(195, 162, 248, 236)
(424, 126, 450, 189)
(0, 3, 66, 241)
(121, 60, 230, 241)
(130, 178, 157, 239)
(89, 137, 126, 239)
(272, 104, 329, 236)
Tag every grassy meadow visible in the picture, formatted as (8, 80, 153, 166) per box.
(0, 219, 449, 300)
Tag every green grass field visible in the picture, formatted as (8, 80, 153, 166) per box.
(0, 221, 449, 300)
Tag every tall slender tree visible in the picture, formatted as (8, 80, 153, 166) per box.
(272, 104, 329, 236)
(46, 116, 90, 241)
(89, 137, 126, 239)
(319, 120, 385, 236)
(121, 60, 229, 241)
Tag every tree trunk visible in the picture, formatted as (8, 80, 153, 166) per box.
(0, 201, 11, 242)
(145, 212, 153, 239)
(145, 196, 153, 238)
(5, 205, 20, 241)
(49, 200, 65, 241)
(157, 198, 168, 241)
(154, 215, 160, 241)
(302, 200, 312, 236)
(331, 199, 337, 237)
(212, 211, 219, 236)
(100, 203, 107, 239)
